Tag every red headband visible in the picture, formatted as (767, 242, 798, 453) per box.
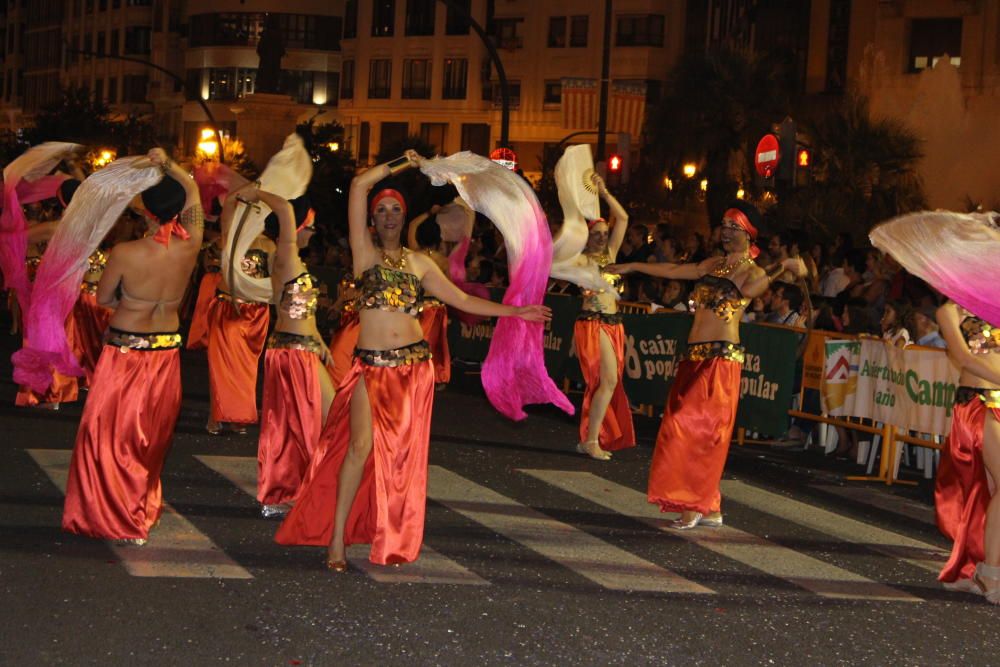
(370, 189, 406, 217)
(724, 208, 760, 259)
(587, 217, 610, 230)
(297, 208, 316, 233)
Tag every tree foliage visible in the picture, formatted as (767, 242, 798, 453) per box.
(295, 120, 355, 235)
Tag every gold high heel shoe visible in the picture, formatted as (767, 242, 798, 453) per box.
(575, 440, 612, 461)
(326, 558, 348, 573)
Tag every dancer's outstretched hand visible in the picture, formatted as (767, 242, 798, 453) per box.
(404, 149, 425, 168)
(604, 262, 632, 274)
(147, 147, 168, 166)
(514, 304, 552, 323)
(781, 257, 808, 279)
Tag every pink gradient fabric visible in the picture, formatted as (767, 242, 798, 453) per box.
(420, 152, 573, 421)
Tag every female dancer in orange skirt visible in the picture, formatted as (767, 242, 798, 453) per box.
(276, 151, 550, 569)
(610, 201, 804, 529)
(66, 247, 113, 386)
(185, 237, 221, 350)
(569, 174, 635, 460)
(252, 190, 336, 517)
(205, 208, 275, 434)
(63, 149, 203, 544)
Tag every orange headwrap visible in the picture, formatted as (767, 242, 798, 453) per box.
(724, 208, 760, 259)
(370, 188, 407, 218)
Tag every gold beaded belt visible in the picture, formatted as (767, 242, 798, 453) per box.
(268, 331, 324, 355)
(215, 289, 263, 306)
(956, 386, 1000, 409)
(683, 341, 745, 364)
(421, 296, 444, 308)
(106, 328, 182, 351)
(355, 340, 432, 367)
(80, 280, 99, 295)
(577, 311, 623, 325)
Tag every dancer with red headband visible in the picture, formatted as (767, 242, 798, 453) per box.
(63, 148, 204, 544)
(609, 201, 804, 529)
(251, 190, 335, 518)
(276, 151, 551, 570)
(564, 173, 636, 460)
(204, 190, 277, 435)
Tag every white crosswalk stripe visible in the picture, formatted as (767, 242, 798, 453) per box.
(427, 466, 713, 595)
(520, 469, 923, 602)
(721, 480, 948, 573)
(195, 455, 489, 586)
(28, 449, 252, 580)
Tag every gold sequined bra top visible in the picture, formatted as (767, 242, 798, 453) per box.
(279, 272, 319, 320)
(356, 264, 422, 317)
(688, 274, 750, 323)
(86, 249, 108, 274)
(961, 316, 1000, 354)
(241, 249, 270, 279)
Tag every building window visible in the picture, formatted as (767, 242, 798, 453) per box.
(461, 123, 490, 155)
(548, 17, 567, 48)
(359, 121, 371, 161)
(108, 76, 117, 103)
(909, 18, 962, 72)
(543, 80, 561, 105)
(110, 29, 119, 55)
(492, 80, 520, 109)
(420, 122, 446, 154)
(97, 31, 105, 54)
(206, 67, 256, 101)
(341, 60, 354, 100)
(368, 59, 391, 99)
(188, 13, 341, 51)
(95, 79, 104, 101)
(185, 69, 201, 101)
(441, 58, 467, 99)
(570, 15, 588, 47)
(124, 26, 151, 55)
(380, 122, 408, 151)
(445, 0, 470, 35)
(616, 14, 665, 47)
(494, 18, 523, 50)
(372, 0, 395, 37)
(344, 0, 357, 39)
(402, 58, 431, 99)
(406, 0, 435, 37)
(122, 74, 148, 103)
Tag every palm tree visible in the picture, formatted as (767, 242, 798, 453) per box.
(644, 48, 793, 223)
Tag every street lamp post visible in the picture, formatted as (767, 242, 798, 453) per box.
(595, 0, 613, 162)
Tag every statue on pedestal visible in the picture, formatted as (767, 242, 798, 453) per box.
(255, 14, 286, 94)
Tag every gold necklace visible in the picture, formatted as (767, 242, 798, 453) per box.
(713, 255, 752, 277)
(381, 246, 408, 271)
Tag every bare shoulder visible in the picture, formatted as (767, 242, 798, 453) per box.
(406, 249, 435, 278)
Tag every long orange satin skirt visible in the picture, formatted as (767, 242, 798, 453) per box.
(420, 302, 451, 384)
(62, 342, 182, 540)
(574, 318, 636, 451)
(648, 355, 742, 515)
(276, 349, 435, 565)
(935, 392, 997, 583)
(328, 313, 360, 388)
(207, 294, 269, 424)
(186, 271, 222, 351)
(257, 344, 335, 506)
(67, 289, 112, 385)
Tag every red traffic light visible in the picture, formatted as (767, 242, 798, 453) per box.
(608, 154, 623, 172)
(797, 148, 811, 168)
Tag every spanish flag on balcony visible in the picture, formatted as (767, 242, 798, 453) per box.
(608, 80, 647, 139)
(561, 78, 598, 130)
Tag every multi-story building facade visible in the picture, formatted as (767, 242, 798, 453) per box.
(340, 0, 689, 176)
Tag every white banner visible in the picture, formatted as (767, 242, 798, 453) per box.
(821, 338, 960, 437)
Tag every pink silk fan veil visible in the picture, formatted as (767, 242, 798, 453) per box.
(12, 157, 164, 392)
(419, 152, 574, 421)
(0, 142, 80, 316)
(869, 210, 1000, 325)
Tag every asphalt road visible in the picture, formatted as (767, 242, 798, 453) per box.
(1, 330, 996, 666)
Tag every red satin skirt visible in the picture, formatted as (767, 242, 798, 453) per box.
(328, 313, 360, 388)
(276, 341, 435, 565)
(574, 316, 636, 451)
(186, 271, 222, 351)
(648, 344, 743, 515)
(207, 293, 269, 424)
(935, 388, 999, 583)
(420, 302, 451, 384)
(67, 288, 113, 385)
(257, 335, 336, 506)
(62, 331, 183, 540)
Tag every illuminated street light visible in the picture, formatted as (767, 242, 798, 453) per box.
(700, 178, 708, 191)
(92, 149, 115, 169)
(682, 163, 697, 178)
(736, 187, 745, 199)
(326, 142, 340, 152)
(197, 128, 219, 159)
(663, 177, 673, 190)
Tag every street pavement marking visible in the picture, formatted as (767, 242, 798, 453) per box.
(521, 470, 922, 602)
(196, 455, 488, 586)
(721, 480, 947, 573)
(428, 466, 714, 595)
(811, 483, 936, 526)
(28, 449, 252, 580)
